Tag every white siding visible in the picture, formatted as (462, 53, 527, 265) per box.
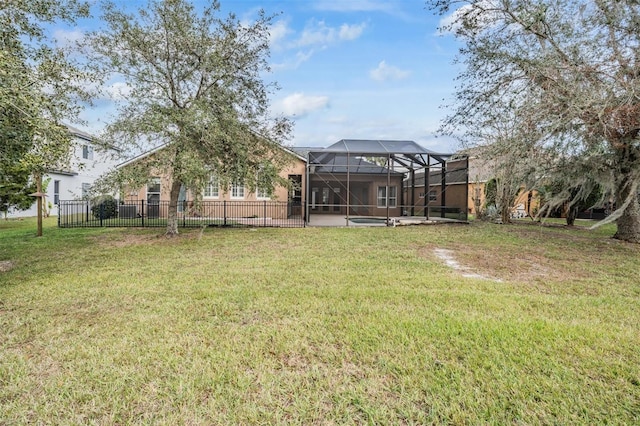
(6, 130, 118, 218)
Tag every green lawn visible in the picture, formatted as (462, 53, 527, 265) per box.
(1, 217, 639, 424)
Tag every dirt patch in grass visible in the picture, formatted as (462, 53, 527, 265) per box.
(0, 260, 15, 272)
(433, 248, 499, 282)
(448, 245, 578, 286)
(421, 241, 594, 289)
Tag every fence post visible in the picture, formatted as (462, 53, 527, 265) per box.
(223, 200, 227, 226)
(85, 202, 89, 223)
(264, 201, 267, 227)
(141, 199, 145, 227)
(183, 201, 186, 228)
(100, 202, 103, 227)
(57, 202, 61, 228)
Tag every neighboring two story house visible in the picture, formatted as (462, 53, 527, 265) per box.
(6, 125, 118, 218)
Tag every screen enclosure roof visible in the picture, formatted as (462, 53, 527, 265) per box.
(308, 139, 453, 168)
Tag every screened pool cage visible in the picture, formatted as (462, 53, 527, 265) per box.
(305, 139, 469, 226)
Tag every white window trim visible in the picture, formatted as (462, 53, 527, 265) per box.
(377, 185, 397, 208)
(82, 145, 94, 160)
(388, 186, 397, 207)
(256, 169, 271, 200)
(54, 180, 60, 205)
(230, 182, 245, 199)
(204, 174, 219, 199)
(256, 187, 270, 200)
(81, 182, 91, 199)
(147, 177, 161, 202)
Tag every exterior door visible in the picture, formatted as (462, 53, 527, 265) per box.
(288, 174, 302, 217)
(147, 178, 161, 218)
(349, 185, 369, 216)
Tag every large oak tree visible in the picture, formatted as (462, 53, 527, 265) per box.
(429, 0, 640, 242)
(88, 0, 293, 235)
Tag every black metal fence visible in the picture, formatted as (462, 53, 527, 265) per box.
(58, 200, 305, 228)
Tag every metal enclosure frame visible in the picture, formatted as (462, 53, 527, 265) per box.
(305, 140, 469, 226)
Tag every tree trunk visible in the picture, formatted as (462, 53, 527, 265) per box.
(166, 180, 182, 236)
(500, 202, 510, 224)
(566, 204, 577, 226)
(497, 180, 511, 224)
(613, 181, 640, 243)
(36, 173, 43, 237)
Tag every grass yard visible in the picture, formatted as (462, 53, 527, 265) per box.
(1, 217, 639, 424)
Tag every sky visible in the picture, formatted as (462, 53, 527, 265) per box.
(53, 0, 463, 153)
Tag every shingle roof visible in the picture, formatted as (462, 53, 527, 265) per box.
(313, 155, 404, 175)
(66, 124, 93, 142)
(117, 143, 306, 169)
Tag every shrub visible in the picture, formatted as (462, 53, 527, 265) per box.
(91, 195, 118, 220)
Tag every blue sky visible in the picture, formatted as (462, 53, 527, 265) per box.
(54, 0, 463, 153)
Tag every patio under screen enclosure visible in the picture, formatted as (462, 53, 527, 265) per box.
(305, 139, 469, 226)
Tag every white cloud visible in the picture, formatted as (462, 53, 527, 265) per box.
(294, 20, 366, 48)
(437, 0, 501, 35)
(369, 61, 411, 82)
(297, 21, 332, 47)
(271, 49, 315, 71)
(268, 19, 292, 50)
(53, 28, 84, 48)
(105, 82, 133, 101)
(271, 21, 365, 71)
(273, 92, 329, 118)
(339, 23, 366, 41)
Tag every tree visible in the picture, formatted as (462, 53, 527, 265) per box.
(466, 110, 545, 224)
(428, 0, 640, 243)
(87, 0, 293, 236)
(536, 156, 605, 226)
(1, 0, 95, 235)
(0, 162, 36, 219)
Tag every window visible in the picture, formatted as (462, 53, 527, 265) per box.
(377, 186, 397, 208)
(333, 187, 341, 212)
(54, 180, 60, 205)
(257, 186, 270, 199)
(322, 187, 329, 211)
(256, 170, 271, 199)
(204, 174, 219, 198)
(147, 178, 161, 204)
(288, 174, 302, 203)
(82, 145, 94, 160)
(429, 190, 437, 201)
(81, 182, 91, 198)
(231, 181, 244, 199)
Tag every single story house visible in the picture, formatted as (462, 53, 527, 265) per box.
(72, 138, 469, 227)
(116, 143, 307, 221)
